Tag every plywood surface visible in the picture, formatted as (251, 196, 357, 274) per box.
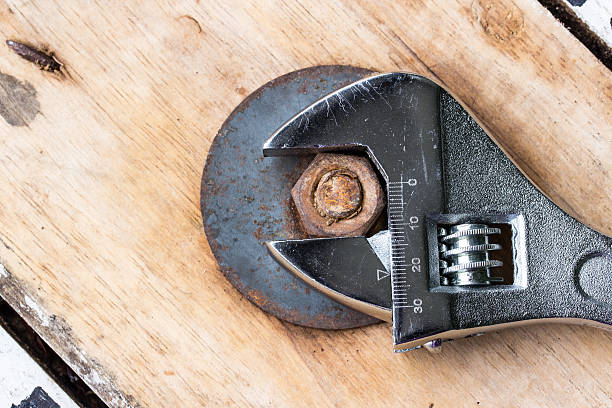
(0, 0, 610, 406)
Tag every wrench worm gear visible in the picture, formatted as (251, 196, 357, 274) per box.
(438, 223, 504, 286)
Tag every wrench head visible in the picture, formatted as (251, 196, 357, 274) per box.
(264, 72, 448, 350)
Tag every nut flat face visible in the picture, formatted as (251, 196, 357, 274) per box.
(292, 153, 385, 237)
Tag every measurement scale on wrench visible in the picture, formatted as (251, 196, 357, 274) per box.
(262, 72, 612, 351)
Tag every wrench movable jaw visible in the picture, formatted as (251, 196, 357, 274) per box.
(266, 235, 392, 322)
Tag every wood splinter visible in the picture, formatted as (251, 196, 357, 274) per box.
(6, 40, 63, 72)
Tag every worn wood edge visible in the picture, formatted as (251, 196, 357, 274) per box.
(547, 0, 612, 68)
(0, 264, 136, 408)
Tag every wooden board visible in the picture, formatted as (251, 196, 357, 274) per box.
(0, 0, 610, 406)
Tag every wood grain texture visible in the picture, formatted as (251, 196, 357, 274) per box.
(0, 0, 610, 407)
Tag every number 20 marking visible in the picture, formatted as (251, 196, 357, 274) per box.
(411, 257, 421, 273)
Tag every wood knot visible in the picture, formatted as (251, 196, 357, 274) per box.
(471, 0, 525, 43)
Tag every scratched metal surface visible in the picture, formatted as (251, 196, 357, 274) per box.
(440, 92, 612, 328)
(201, 66, 380, 328)
(255, 74, 612, 347)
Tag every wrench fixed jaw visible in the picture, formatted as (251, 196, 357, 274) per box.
(261, 103, 380, 176)
(261, 72, 391, 159)
(262, 72, 442, 179)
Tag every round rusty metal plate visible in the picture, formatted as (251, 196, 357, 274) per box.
(201, 66, 380, 328)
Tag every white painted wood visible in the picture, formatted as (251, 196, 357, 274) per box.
(563, 0, 612, 46)
(0, 326, 78, 407)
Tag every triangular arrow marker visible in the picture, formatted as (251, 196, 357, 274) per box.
(377, 269, 390, 281)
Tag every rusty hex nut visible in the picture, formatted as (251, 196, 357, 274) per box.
(291, 153, 385, 237)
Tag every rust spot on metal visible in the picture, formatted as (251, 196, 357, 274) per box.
(202, 66, 379, 329)
(291, 153, 385, 237)
(245, 286, 370, 329)
(314, 169, 362, 223)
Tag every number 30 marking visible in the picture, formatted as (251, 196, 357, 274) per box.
(413, 298, 423, 313)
